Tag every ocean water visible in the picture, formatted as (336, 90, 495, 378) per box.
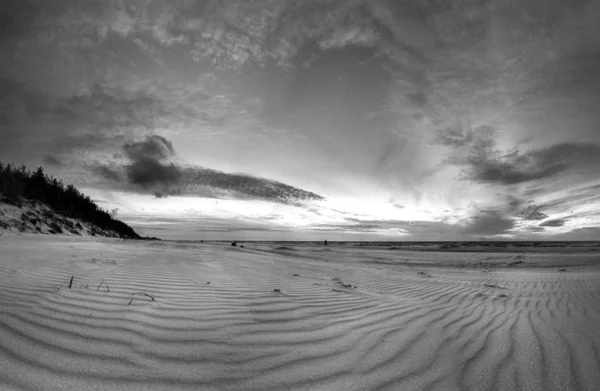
(166, 240, 600, 252)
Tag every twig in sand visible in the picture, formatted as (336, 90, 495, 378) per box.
(128, 292, 156, 305)
(483, 284, 507, 289)
(95, 279, 104, 292)
(68, 276, 74, 289)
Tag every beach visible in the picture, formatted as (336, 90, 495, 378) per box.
(1, 235, 599, 391)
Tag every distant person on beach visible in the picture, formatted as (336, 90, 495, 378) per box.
(325, 240, 328, 246)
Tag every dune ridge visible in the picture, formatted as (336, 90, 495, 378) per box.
(1, 235, 599, 390)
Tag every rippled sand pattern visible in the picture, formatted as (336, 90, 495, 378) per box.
(1, 236, 599, 390)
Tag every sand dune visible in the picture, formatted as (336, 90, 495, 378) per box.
(1, 235, 599, 390)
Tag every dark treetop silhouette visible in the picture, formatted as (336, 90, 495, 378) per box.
(0, 162, 141, 239)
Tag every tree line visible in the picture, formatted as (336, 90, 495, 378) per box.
(0, 162, 141, 239)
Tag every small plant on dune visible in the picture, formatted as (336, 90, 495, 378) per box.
(49, 221, 63, 234)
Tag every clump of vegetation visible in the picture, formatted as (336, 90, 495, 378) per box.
(48, 221, 63, 234)
(0, 162, 141, 239)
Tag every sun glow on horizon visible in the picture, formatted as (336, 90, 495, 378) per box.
(84, 187, 467, 237)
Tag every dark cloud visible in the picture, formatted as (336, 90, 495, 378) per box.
(519, 209, 549, 221)
(0, 0, 39, 44)
(539, 219, 568, 227)
(95, 166, 121, 183)
(461, 210, 515, 236)
(465, 159, 567, 185)
(106, 135, 325, 204)
(435, 124, 478, 148)
(153, 189, 181, 198)
(525, 226, 546, 233)
(512, 201, 549, 221)
(439, 124, 600, 185)
(126, 157, 181, 189)
(309, 223, 382, 232)
(180, 167, 325, 204)
(122, 136, 182, 189)
(43, 155, 62, 167)
(123, 135, 175, 161)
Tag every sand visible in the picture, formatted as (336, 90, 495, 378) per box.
(1, 234, 599, 391)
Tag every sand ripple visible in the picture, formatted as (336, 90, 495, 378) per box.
(1, 236, 599, 390)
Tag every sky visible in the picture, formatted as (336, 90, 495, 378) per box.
(1, 0, 600, 241)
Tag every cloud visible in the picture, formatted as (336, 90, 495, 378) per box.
(319, 26, 378, 50)
(535, 190, 600, 213)
(0, 80, 168, 165)
(180, 167, 325, 204)
(438, 124, 600, 185)
(123, 134, 175, 163)
(516, 207, 548, 221)
(539, 219, 568, 227)
(0, 0, 39, 44)
(95, 166, 121, 183)
(525, 226, 546, 233)
(549, 226, 600, 241)
(122, 135, 182, 190)
(309, 223, 382, 232)
(42, 155, 62, 167)
(97, 135, 325, 205)
(460, 210, 515, 236)
(63, 84, 168, 129)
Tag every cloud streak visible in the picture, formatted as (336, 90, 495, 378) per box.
(97, 135, 325, 205)
(438, 124, 600, 185)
